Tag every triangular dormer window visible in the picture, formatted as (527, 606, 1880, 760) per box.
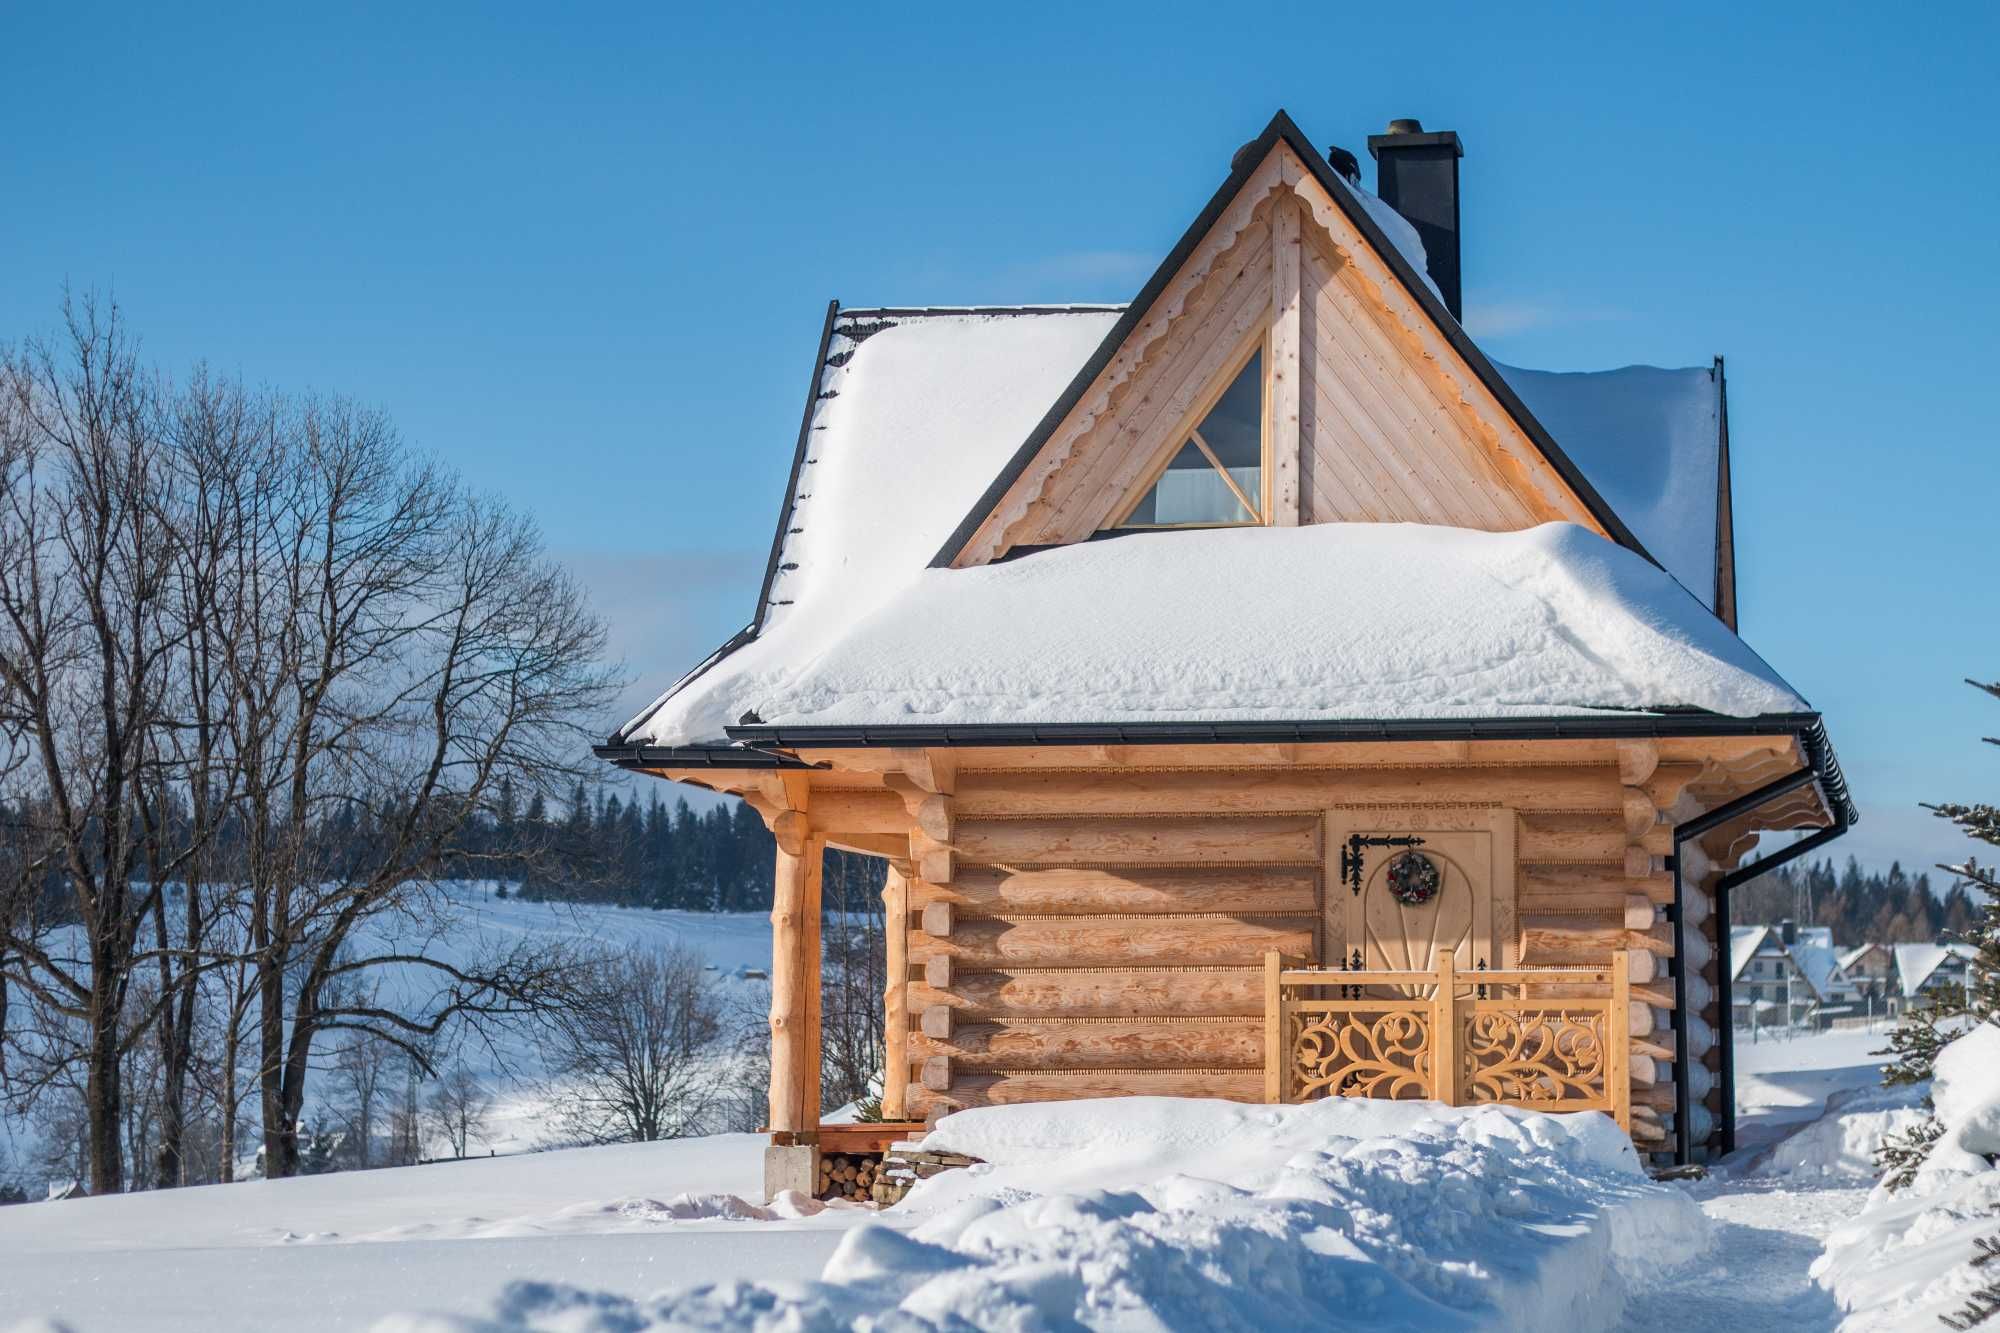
(1108, 343, 1265, 529)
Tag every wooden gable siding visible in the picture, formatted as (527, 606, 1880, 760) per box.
(1005, 209, 1274, 544)
(1300, 230, 1539, 528)
(953, 141, 1610, 565)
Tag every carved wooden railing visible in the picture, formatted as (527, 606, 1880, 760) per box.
(1262, 952, 1630, 1133)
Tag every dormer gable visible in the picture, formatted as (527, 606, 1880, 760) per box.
(934, 111, 1652, 571)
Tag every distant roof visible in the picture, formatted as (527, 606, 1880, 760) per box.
(1730, 925, 1769, 981)
(1895, 942, 1980, 998)
(1790, 943, 1852, 1002)
(1839, 943, 1883, 971)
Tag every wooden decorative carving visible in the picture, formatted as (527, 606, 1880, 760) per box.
(1461, 1007, 1609, 1109)
(1288, 1003, 1431, 1101)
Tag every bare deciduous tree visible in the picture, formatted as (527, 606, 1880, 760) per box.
(545, 944, 722, 1144)
(0, 292, 619, 1190)
(424, 1063, 492, 1158)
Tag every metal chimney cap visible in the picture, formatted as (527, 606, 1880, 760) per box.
(1386, 117, 1425, 135)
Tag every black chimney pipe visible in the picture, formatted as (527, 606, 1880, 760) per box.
(1367, 118, 1464, 321)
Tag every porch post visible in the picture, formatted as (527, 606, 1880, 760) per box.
(881, 862, 910, 1120)
(1432, 953, 1459, 1105)
(765, 811, 823, 1198)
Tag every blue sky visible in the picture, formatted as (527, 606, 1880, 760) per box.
(4, 1, 1995, 873)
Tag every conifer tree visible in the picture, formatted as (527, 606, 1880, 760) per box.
(1875, 675, 1999, 1189)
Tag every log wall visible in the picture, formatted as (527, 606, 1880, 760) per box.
(893, 747, 1742, 1153)
(674, 734, 1821, 1161)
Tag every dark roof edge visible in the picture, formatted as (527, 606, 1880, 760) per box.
(608, 299, 840, 747)
(606, 623, 757, 746)
(599, 711, 1857, 826)
(839, 305, 1128, 318)
(928, 108, 1656, 571)
(1713, 355, 1739, 630)
(753, 298, 842, 634)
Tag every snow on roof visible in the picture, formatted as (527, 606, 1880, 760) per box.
(1730, 926, 1770, 981)
(630, 520, 1808, 745)
(617, 308, 1119, 743)
(1839, 943, 1884, 972)
(1497, 363, 1723, 610)
(1790, 943, 1851, 1002)
(1895, 943, 1980, 998)
(1329, 171, 1443, 303)
(763, 308, 1122, 636)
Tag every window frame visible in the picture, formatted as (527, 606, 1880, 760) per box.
(1104, 328, 1273, 531)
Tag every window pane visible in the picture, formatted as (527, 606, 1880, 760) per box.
(1117, 351, 1263, 528)
(1198, 349, 1262, 470)
(1124, 441, 1254, 525)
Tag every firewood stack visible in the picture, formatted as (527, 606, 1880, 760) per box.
(871, 1143, 983, 1206)
(815, 1151, 882, 1203)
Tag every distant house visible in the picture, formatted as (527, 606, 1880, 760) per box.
(1838, 942, 1897, 1010)
(1895, 943, 1980, 1009)
(602, 109, 1855, 1180)
(1729, 922, 1859, 1028)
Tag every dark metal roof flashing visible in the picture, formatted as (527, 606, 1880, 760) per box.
(1367, 118, 1465, 322)
(598, 710, 1857, 828)
(926, 109, 1656, 574)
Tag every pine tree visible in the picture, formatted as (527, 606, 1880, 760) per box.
(1874, 675, 2000, 1190)
(1878, 981, 1968, 1087)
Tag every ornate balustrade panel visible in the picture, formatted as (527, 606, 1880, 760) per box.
(1262, 953, 1630, 1132)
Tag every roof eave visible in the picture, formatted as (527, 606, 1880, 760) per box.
(598, 709, 1855, 827)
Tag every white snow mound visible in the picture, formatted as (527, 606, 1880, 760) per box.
(637, 521, 1806, 744)
(379, 1096, 1710, 1332)
(1813, 1024, 2000, 1327)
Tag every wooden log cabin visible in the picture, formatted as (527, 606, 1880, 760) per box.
(598, 110, 1854, 1194)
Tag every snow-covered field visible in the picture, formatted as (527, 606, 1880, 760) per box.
(0, 988, 1950, 1332)
(0, 1097, 1710, 1333)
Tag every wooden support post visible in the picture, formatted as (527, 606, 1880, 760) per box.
(881, 861, 909, 1121)
(1432, 952, 1459, 1106)
(1609, 951, 1632, 1134)
(1263, 950, 1284, 1104)
(766, 812, 819, 1136)
(803, 836, 825, 1132)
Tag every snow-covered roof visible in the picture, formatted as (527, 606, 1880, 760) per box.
(1896, 943, 1981, 999)
(626, 520, 1808, 745)
(1839, 943, 1887, 972)
(1790, 943, 1852, 1002)
(1729, 926, 1770, 982)
(1499, 363, 1724, 611)
(762, 307, 1123, 637)
(1796, 926, 1835, 950)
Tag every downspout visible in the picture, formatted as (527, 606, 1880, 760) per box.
(1669, 764, 1851, 1162)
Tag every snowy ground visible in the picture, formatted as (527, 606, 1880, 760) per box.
(0, 1014, 1915, 1332)
(1620, 1025, 1905, 1331)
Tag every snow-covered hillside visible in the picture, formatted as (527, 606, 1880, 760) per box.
(0, 888, 777, 1187)
(367, 887, 775, 1153)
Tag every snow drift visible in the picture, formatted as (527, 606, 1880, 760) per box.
(1814, 1024, 2000, 1326)
(633, 520, 1808, 745)
(376, 1096, 1710, 1332)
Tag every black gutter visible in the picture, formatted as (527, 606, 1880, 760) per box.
(603, 710, 1855, 819)
(1668, 762, 1854, 1162)
(927, 108, 1657, 573)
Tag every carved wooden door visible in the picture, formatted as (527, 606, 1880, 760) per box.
(1327, 812, 1516, 982)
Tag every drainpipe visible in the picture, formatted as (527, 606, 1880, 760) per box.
(1669, 764, 1848, 1164)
